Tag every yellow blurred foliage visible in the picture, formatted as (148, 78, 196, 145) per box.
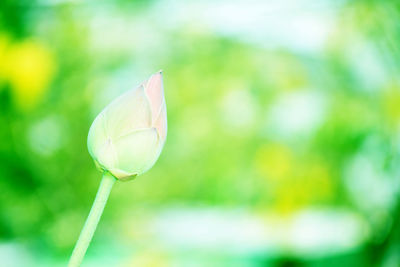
(0, 33, 11, 84)
(275, 184, 303, 214)
(383, 83, 400, 127)
(123, 249, 170, 267)
(255, 143, 293, 180)
(255, 143, 334, 213)
(274, 161, 334, 214)
(2, 38, 55, 110)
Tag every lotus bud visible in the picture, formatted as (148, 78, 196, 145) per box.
(87, 71, 167, 181)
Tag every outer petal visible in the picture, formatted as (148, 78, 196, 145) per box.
(104, 85, 152, 139)
(96, 138, 118, 171)
(145, 71, 164, 123)
(153, 102, 167, 141)
(87, 112, 108, 160)
(113, 128, 161, 176)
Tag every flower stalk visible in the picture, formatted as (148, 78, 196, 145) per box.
(68, 172, 116, 267)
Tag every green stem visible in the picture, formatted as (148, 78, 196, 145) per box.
(68, 172, 116, 267)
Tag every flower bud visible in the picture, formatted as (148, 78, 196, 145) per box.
(87, 71, 167, 181)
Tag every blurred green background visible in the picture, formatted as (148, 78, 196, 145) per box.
(1, 0, 400, 266)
